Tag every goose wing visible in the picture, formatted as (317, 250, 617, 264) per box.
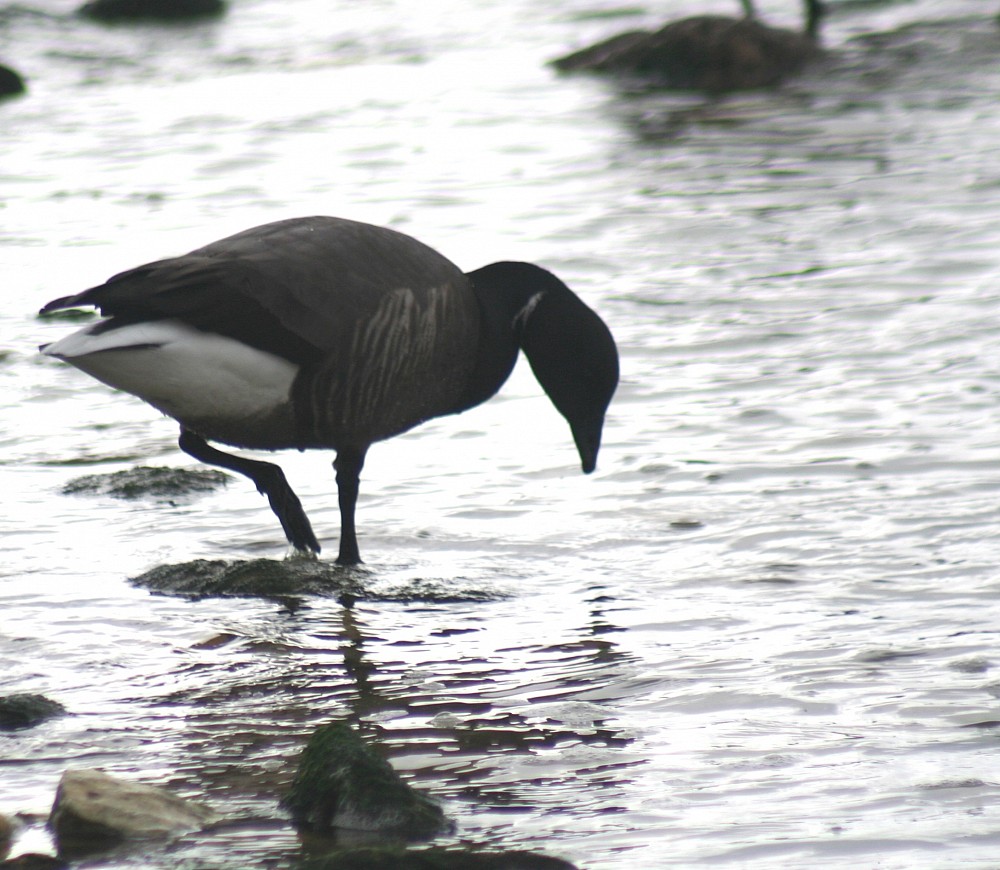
(41, 216, 473, 369)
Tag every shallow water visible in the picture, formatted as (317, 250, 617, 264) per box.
(5, 0, 1000, 866)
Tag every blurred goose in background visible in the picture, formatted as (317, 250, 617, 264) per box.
(40, 216, 620, 565)
(552, 0, 826, 92)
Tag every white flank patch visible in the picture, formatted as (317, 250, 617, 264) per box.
(43, 319, 299, 434)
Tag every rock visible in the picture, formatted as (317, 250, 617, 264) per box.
(130, 558, 366, 600)
(130, 558, 503, 602)
(62, 466, 229, 500)
(282, 722, 448, 839)
(0, 64, 25, 98)
(296, 848, 579, 869)
(0, 856, 68, 869)
(50, 769, 218, 848)
(78, 0, 225, 22)
(0, 695, 65, 731)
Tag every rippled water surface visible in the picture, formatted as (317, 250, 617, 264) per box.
(5, 0, 1000, 866)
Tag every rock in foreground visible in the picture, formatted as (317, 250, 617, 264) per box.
(283, 722, 448, 839)
(50, 770, 218, 848)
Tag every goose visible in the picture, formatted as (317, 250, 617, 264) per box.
(552, 0, 825, 92)
(40, 216, 619, 565)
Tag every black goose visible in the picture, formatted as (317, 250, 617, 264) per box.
(40, 216, 619, 565)
(552, 0, 825, 92)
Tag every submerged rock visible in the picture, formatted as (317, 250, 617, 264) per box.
(368, 577, 502, 604)
(62, 466, 229, 500)
(78, 0, 225, 22)
(0, 694, 65, 731)
(0, 64, 25, 98)
(131, 558, 366, 599)
(50, 769, 218, 848)
(130, 558, 504, 602)
(282, 722, 448, 839)
(296, 847, 578, 869)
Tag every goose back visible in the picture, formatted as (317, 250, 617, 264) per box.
(45, 217, 486, 450)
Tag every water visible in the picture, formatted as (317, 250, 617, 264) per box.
(4, 0, 1000, 866)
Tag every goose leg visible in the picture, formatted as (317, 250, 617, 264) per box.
(178, 428, 321, 554)
(333, 446, 367, 566)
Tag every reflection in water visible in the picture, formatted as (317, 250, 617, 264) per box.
(66, 571, 639, 863)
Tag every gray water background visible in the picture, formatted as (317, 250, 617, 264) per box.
(4, 0, 1000, 866)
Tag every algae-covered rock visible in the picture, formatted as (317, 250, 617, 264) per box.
(131, 558, 365, 599)
(283, 722, 448, 839)
(367, 577, 503, 603)
(50, 769, 218, 847)
(131, 558, 507, 603)
(62, 466, 229, 500)
(0, 694, 65, 730)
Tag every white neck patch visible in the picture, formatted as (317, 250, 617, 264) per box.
(512, 291, 545, 330)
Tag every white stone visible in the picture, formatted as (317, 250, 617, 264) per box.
(50, 769, 218, 842)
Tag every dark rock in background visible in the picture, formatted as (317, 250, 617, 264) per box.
(78, 0, 225, 23)
(0, 695, 65, 731)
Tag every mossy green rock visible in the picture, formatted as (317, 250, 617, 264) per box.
(62, 466, 229, 500)
(131, 559, 502, 602)
(131, 559, 365, 599)
(283, 723, 447, 839)
(0, 694, 65, 730)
